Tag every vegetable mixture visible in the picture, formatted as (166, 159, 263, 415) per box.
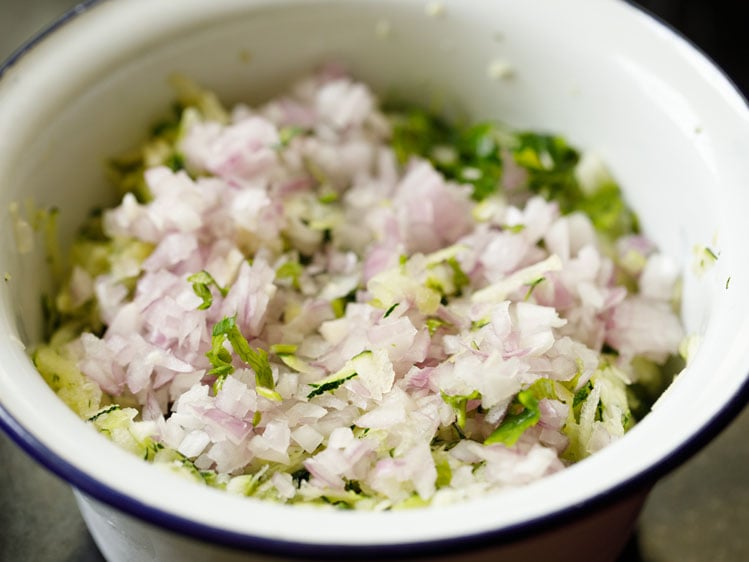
(35, 67, 686, 509)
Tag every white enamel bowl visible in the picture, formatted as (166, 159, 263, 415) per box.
(1, 1, 748, 561)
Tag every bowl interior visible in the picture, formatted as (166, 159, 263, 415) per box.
(1, 0, 748, 547)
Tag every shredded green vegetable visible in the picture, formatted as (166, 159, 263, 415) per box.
(484, 390, 541, 446)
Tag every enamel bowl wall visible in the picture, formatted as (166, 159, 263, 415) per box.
(1, 0, 748, 561)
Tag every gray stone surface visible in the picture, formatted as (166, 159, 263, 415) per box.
(0, 432, 103, 561)
(0, 2, 747, 561)
(636, 407, 749, 561)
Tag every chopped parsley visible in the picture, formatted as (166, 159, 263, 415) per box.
(208, 316, 279, 399)
(383, 303, 399, 318)
(307, 372, 358, 399)
(387, 106, 639, 238)
(187, 270, 229, 310)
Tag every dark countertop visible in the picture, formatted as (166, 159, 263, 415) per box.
(1, 2, 747, 561)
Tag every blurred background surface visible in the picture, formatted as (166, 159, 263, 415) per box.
(0, 1, 747, 561)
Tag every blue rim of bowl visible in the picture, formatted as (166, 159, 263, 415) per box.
(0, 0, 102, 80)
(1, 0, 748, 558)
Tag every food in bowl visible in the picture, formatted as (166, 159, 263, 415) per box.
(32, 67, 686, 509)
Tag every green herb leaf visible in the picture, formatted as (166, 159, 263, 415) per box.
(454, 123, 504, 201)
(307, 372, 358, 399)
(192, 283, 214, 310)
(576, 181, 639, 238)
(513, 133, 639, 238)
(383, 303, 399, 318)
(389, 107, 453, 167)
(188, 270, 228, 310)
(208, 316, 276, 397)
(206, 327, 235, 390)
